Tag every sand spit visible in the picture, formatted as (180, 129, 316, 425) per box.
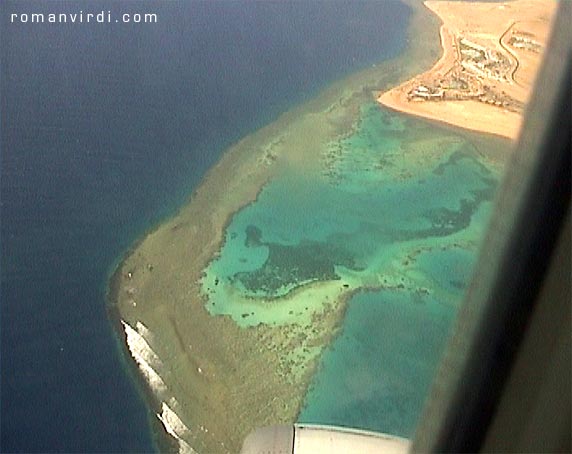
(110, 1, 446, 452)
(378, 0, 556, 140)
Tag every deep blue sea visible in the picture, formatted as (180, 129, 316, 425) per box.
(1, 1, 410, 451)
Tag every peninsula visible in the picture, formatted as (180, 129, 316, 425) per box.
(378, 0, 556, 140)
(109, 1, 555, 454)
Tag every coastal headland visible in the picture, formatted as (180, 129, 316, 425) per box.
(110, 2, 443, 452)
(378, 0, 556, 140)
(107, 1, 550, 453)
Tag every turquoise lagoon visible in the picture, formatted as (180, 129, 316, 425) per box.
(201, 103, 502, 436)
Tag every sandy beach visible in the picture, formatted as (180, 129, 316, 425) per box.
(378, 0, 556, 140)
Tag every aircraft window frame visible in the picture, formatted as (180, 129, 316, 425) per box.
(411, 2, 571, 451)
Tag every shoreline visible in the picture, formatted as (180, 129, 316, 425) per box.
(377, 0, 556, 141)
(107, 244, 184, 454)
(107, 1, 450, 452)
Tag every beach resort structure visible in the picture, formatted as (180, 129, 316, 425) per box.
(406, 34, 523, 112)
(378, 0, 556, 140)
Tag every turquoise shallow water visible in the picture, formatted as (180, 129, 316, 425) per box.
(202, 102, 501, 435)
(297, 289, 455, 436)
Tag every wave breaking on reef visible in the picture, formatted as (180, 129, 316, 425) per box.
(122, 320, 197, 453)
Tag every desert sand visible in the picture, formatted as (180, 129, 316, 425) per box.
(378, 0, 556, 140)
